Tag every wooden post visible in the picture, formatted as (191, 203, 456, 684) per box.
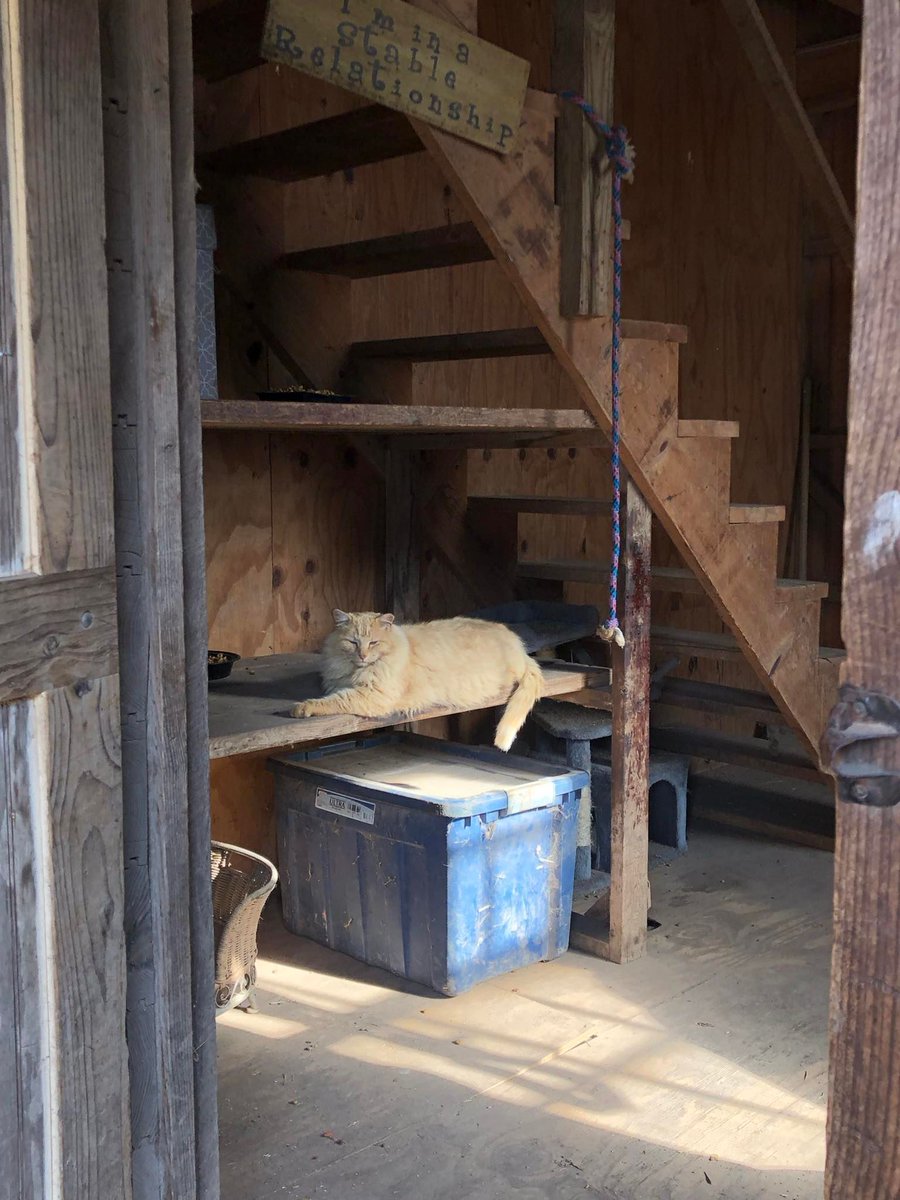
(384, 445, 421, 623)
(0, 1, 128, 1195)
(825, 0, 900, 1194)
(552, 0, 616, 316)
(101, 0, 206, 1195)
(609, 478, 651, 963)
(168, 1, 220, 1195)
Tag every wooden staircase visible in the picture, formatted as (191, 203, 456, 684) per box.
(195, 58, 838, 760)
(406, 93, 838, 761)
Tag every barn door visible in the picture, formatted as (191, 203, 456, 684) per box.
(0, 2, 128, 1197)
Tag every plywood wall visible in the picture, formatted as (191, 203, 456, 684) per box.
(198, 0, 835, 847)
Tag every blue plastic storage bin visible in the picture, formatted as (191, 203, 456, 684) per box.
(268, 734, 588, 996)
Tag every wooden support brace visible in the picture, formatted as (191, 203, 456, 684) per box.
(718, 0, 854, 267)
(552, 0, 616, 316)
(609, 479, 651, 963)
(0, 567, 118, 702)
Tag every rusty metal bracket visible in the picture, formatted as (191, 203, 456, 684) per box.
(822, 684, 900, 807)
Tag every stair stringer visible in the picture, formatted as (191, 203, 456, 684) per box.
(413, 94, 832, 759)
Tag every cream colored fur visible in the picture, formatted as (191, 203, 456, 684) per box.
(292, 610, 544, 752)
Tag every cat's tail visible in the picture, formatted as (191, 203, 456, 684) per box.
(494, 656, 544, 753)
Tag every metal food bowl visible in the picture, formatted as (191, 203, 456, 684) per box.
(208, 650, 240, 682)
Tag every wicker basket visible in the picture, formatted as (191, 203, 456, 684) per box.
(210, 841, 278, 1016)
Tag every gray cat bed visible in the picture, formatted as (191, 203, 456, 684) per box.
(531, 700, 613, 883)
(467, 601, 599, 654)
(530, 720, 689, 874)
(588, 753, 690, 872)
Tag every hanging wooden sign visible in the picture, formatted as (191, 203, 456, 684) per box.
(261, 0, 530, 154)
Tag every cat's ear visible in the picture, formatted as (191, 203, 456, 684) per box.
(378, 613, 396, 628)
(333, 608, 351, 626)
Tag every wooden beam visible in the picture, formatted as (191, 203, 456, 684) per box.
(718, 0, 855, 267)
(100, 0, 199, 1192)
(384, 447, 421, 622)
(609, 480, 651, 963)
(552, 0, 617, 316)
(0, 568, 118, 701)
(825, 0, 900, 1192)
(169, 0, 220, 1192)
(823, 0, 862, 14)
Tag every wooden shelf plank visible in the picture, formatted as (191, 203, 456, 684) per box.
(200, 106, 422, 182)
(279, 222, 491, 277)
(208, 652, 610, 760)
(201, 400, 603, 442)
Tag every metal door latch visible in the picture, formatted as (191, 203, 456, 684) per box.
(822, 684, 900, 807)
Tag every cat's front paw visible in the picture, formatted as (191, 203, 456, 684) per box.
(291, 700, 319, 719)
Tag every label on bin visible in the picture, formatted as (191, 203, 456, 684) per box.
(315, 787, 376, 825)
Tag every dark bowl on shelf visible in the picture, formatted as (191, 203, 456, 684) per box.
(256, 388, 354, 403)
(208, 650, 240, 682)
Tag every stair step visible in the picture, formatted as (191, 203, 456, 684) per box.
(279, 222, 491, 278)
(653, 566, 829, 600)
(350, 321, 687, 364)
(677, 419, 740, 439)
(193, 0, 266, 81)
(200, 106, 422, 182)
(352, 327, 547, 363)
(651, 625, 843, 664)
(518, 559, 609, 584)
(728, 503, 787, 524)
(655, 677, 781, 719)
(470, 495, 612, 517)
(649, 723, 825, 783)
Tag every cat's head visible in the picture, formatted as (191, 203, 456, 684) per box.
(330, 610, 396, 667)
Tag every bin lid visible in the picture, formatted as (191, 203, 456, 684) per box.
(269, 734, 588, 818)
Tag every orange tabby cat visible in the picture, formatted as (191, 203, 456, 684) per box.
(292, 610, 544, 752)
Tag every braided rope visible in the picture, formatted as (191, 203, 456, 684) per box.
(559, 92, 634, 651)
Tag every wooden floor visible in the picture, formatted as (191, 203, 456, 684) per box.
(216, 830, 832, 1200)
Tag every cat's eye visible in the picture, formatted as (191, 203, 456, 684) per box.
(370, 640, 380, 647)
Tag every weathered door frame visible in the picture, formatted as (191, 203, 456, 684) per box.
(100, 0, 219, 1196)
(824, 0, 900, 1195)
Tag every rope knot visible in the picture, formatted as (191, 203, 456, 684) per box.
(558, 92, 634, 180)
